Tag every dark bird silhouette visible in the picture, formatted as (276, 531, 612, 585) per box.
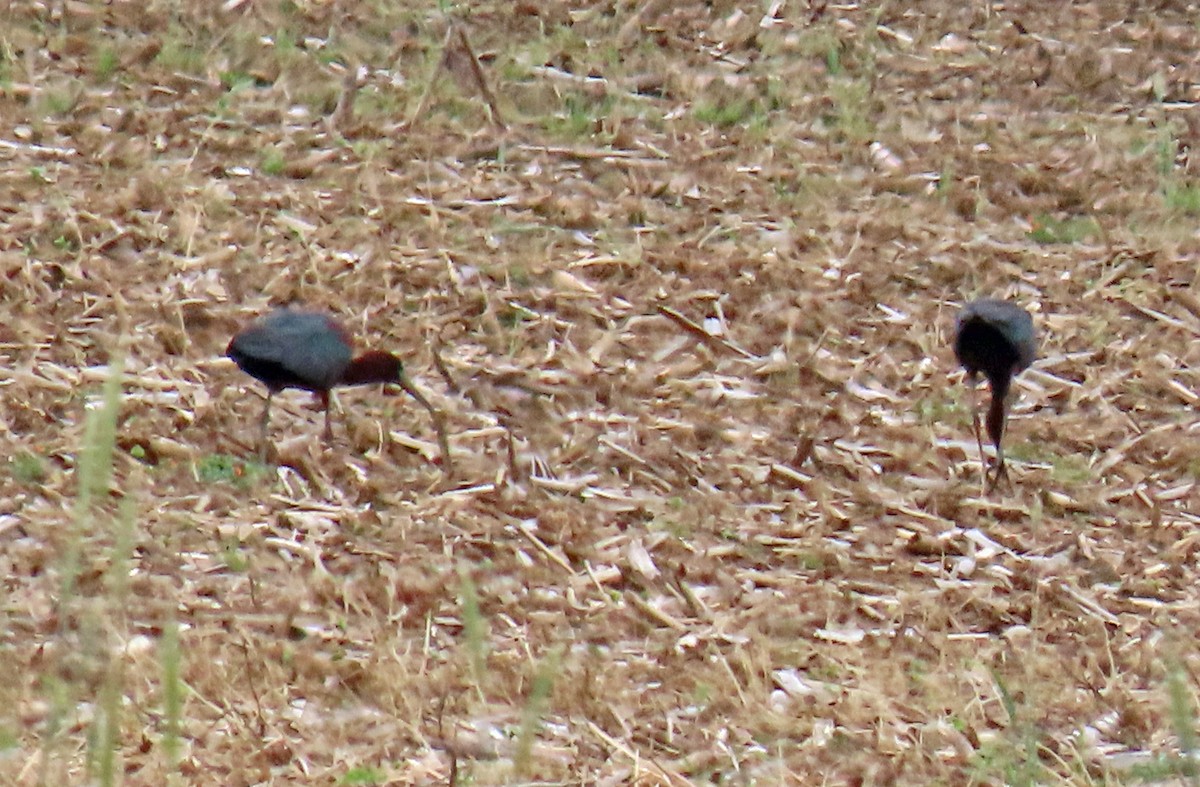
(953, 298, 1035, 492)
(227, 308, 451, 470)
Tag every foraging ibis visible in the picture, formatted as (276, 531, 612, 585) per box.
(953, 298, 1035, 492)
(227, 308, 451, 470)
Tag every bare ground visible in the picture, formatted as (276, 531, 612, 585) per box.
(2, 1, 1200, 784)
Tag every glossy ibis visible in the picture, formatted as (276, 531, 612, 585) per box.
(227, 308, 451, 470)
(953, 298, 1035, 492)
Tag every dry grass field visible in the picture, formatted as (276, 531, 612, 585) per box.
(3, 1, 1200, 784)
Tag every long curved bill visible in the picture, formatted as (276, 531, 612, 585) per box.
(396, 371, 454, 476)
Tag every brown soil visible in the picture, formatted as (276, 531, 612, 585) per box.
(2, 1, 1199, 784)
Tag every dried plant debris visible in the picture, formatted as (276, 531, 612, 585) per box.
(2, 1, 1200, 784)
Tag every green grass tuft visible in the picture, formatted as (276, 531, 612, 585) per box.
(340, 765, 386, 785)
(196, 454, 269, 487)
(10, 450, 46, 484)
(514, 645, 563, 777)
(260, 147, 287, 176)
(1027, 214, 1100, 244)
(458, 566, 489, 694)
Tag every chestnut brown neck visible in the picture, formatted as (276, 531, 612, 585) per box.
(340, 350, 402, 386)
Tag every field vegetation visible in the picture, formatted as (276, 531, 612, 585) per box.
(2, 1, 1200, 784)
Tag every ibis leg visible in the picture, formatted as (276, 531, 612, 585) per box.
(987, 443, 1010, 492)
(967, 373, 987, 492)
(322, 391, 335, 442)
(259, 390, 273, 462)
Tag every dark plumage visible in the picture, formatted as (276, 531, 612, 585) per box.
(227, 308, 451, 470)
(953, 298, 1036, 492)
